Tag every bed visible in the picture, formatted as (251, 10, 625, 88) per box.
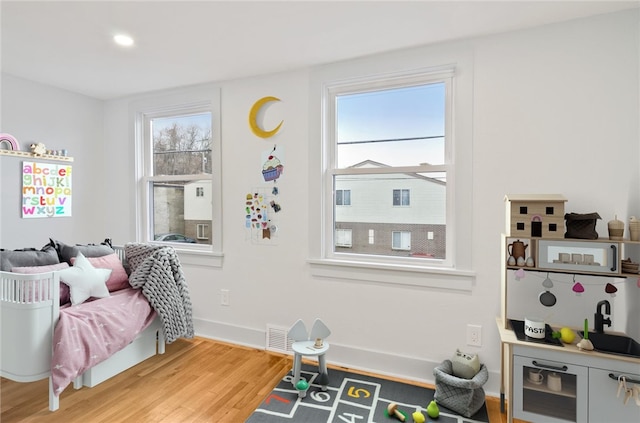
(0, 241, 192, 411)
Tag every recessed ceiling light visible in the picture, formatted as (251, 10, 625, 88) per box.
(113, 34, 134, 47)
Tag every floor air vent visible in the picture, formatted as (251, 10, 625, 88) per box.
(266, 325, 293, 353)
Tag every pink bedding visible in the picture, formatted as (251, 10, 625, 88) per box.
(51, 288, 156, 396)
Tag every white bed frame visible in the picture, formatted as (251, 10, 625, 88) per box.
(0, 246, 165, 411)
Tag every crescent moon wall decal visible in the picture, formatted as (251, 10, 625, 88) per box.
(249, 96, 283, 138)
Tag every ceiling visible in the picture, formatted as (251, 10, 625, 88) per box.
(2, 1, 638, 100)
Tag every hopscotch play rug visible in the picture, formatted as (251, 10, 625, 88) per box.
(246, 364, 489, 423)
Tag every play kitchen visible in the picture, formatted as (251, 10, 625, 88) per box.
(502, 291, 640, 423)
(498, 195, 640, 423)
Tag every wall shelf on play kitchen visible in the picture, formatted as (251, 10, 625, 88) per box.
(0, 150, 74, 162)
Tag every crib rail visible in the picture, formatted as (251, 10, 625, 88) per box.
(0, 271, 59, 304)
(113, 245, 127, 267)
(0, 270, 60, 385)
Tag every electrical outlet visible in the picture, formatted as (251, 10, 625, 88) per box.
(220, 289, 230, 306)
(467, 324, 482, 346)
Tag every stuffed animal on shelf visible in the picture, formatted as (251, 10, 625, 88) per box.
(30, 142, 46, 156)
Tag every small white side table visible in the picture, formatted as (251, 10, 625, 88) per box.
(291, 340, 330, 393)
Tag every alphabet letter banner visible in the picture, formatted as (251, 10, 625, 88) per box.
(22, 161, 72, 218)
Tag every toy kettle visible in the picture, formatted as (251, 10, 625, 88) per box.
(508, 240, 528, 260)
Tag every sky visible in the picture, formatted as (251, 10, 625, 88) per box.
(336, 82, 445, 168)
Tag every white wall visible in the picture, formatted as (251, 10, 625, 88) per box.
(2, 10, 638, 397)
(0, 74, 105, 247)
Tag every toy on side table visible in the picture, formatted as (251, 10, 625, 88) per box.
(288, 318, 331, 397)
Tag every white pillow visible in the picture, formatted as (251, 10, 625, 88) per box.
(58, 252, 111, 305)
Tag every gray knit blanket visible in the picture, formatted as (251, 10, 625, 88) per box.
(124, 243, 195, 343)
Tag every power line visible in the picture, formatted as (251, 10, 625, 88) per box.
(338, 135, 444, 145)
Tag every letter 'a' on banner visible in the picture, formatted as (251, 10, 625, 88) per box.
(21, 161, 73, 218)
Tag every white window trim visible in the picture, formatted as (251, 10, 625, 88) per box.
(325, 71, 452, 264)
(307, 46, 475, 291)
(130, 85, 223, 267)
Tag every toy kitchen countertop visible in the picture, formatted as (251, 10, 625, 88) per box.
(496, 317, 640, 365)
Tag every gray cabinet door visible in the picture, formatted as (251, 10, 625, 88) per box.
(589, 367, 640, 423)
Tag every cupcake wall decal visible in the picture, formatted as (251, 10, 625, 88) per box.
(262, 145, 284, 182)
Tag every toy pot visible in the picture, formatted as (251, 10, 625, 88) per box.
(508, 240, 528, 260)
(524, 317, 545, 339)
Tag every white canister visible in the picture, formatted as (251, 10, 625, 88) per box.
(524, 317, 546, 339)
(547, 372, 562, 392)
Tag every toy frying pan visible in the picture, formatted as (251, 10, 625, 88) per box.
(539, 290, 557, 307)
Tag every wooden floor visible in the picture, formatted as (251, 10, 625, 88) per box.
(1, 337, 510, 422)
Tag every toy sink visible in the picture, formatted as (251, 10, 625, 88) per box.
(578, 331, 640, 358)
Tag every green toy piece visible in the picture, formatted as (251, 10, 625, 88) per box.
(295, 379, 309, 391)
(427, 400, 439, 419)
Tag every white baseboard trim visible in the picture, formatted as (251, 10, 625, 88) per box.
(193, 317, 500, 397)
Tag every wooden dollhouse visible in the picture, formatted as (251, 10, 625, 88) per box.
(504, 194, 567, 239)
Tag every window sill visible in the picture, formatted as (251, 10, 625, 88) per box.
(308, 259, 475, 291)
(174, 248, 223, 268)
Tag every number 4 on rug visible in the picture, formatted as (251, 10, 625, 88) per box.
(338, 412, 365, 423)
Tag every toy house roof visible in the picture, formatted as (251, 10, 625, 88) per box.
(504, 194, 567, 203)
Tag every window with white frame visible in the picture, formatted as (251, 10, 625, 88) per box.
(134, 89, 221, 256)
(326, 71, 451, 264)
(392, 231, 411, 250)
(336, 189, 351, 206)
(392, 189, 410, 206)
(196, 223, 209, 240)
(335, 228, 353, 247)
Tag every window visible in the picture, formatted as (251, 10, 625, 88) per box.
(392, 231, 411, 250)
(368, 229, 375, 244)
(336, 189, 351, 206)
(327, 73, 450, 263)
(133, 86, 222, 262)
(335, 229, 352, 247)
(197, 223, 209, 240)
(392, 189, 410, 206)
(145, 112, 212, 245)
(309, 48, 475, 289)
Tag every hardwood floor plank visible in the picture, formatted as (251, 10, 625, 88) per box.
(1, 337, 512, 422)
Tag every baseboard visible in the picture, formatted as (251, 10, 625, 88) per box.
(194, 317, 267, 350)
(193, 317, 501, 397)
